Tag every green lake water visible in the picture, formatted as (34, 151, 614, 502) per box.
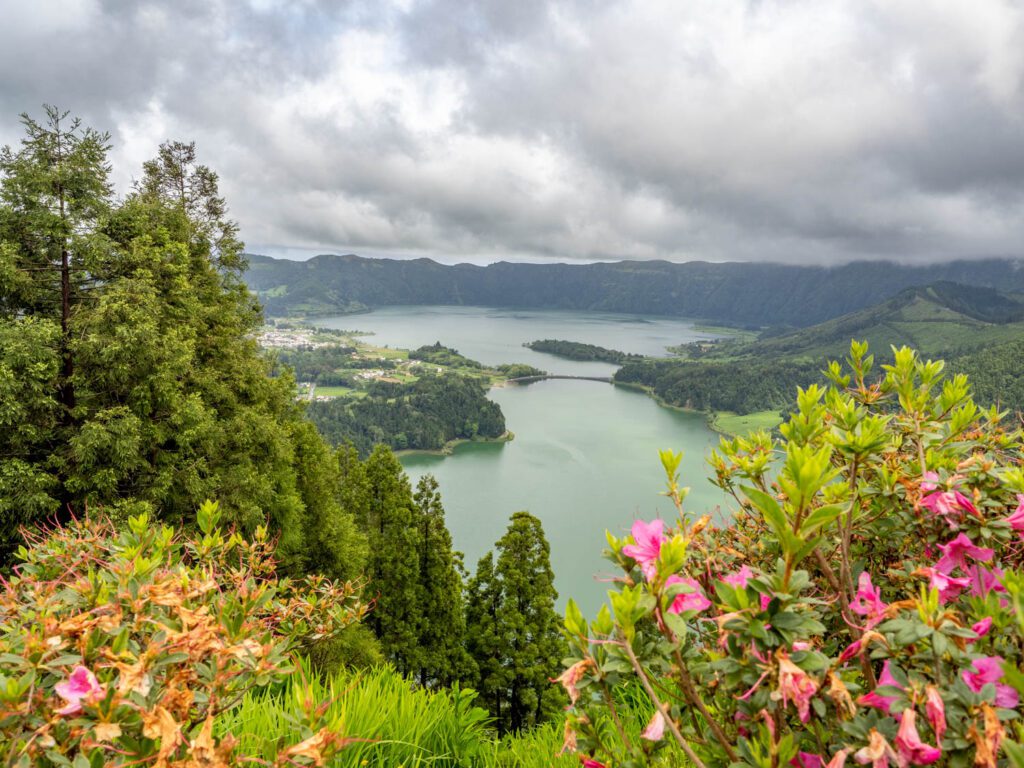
(318, 306, 733, 615)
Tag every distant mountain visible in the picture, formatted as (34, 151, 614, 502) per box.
(244, 253, 1024, 328)
(740, 282, 1024, 359)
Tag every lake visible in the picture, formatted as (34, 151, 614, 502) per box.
(318, 306, 732, 615)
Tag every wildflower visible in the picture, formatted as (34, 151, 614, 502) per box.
(581, 759, 607, 768)
(791, 753, 823, 768)
(826, 750, 850, 768)
(894, 708, 942, 765)
(962, 656, 1019, 708)
(621, 518, 666, 580)
(855, 729, 899, 768)
(666, 575, 711, 614)
(934, 534, 993, 574)
(858, 660, 903, 714)
(1006, 494, 1024, 536)
(641, 710, 666, 741)
(916, 567, 970, 603)
(920, 471, 940, 491)
(721, 564, 754, 588)
(772, 651, 818, 723)
(924, 685, 946, 743)
(850, 572, 888, 629)
(54, 665, 105, 715)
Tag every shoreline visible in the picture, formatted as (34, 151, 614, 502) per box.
(395, 430, 515, 458)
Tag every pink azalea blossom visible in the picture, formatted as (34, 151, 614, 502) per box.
(641, 710, 666, 741)
(894, 708, 942, 765)
(850, 572, 888, 629)
(858, 661, 903, 714)
(966, 565, 1006, 599)
(722, 564, 754, 588)
(665, 575, 712, 614)
(934, 534, 993, 575)
(1007, 494, 1024, 537)
(760, 593, 772, 611)
(791, 753, 823, 768)
(970, 617, 993, 641)
(838, 639, 862, 665)
(826, 750, 850, 768)
(581, 760, 607, 768)
(773, 652, 819, 723)
(621, 518, 666, 580)
(920, 471, 940, 492)
(925, 685, 946, 744)
(963, 656, 1020, 708)
(917, 567, 971, 603)
(54, 665, 104, 715)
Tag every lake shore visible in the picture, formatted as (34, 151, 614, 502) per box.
(395, 430, 515, 457)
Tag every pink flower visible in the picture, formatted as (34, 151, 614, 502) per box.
(917, 567, 971, 603)
(1007, 494, 1024, 536)
(722, 564, 754, 588)
(826, 750, 850, 768)
(54, 665, 104, 716)
(581, 760, 606, 768)
(850, 572, 888, 629)
(966, 565, 1006, 599)
(858, 660, 903, 714)
(621, 518, 666, 580)
(665, 575, 712, 614)
(934, 534, 993, 575)
(641, 710, 666, 741)
(791, 753, 824, 768)
(838, 639, 862, 665)
(894, 708, 942, 765)
(970, 617, 993, 641)
(760, 593, 772, 611)
(925, 685, 946, 743)
(963, 656, 1019, 708)
(772, 652, 819, 723)
(920, 471, 940, 492)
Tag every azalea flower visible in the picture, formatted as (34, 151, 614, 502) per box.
(791, 753, 823, 768)
(855, 729, 899, 768)
(826, 750, 850, 768)
(554, 659, 593, 706)
(966, 565, 1006, 599)
(665, 575, 711, 614)
(963, 656, 1019, 708)
(850, 572, 888, 629)
(772, 652, 818, 723)
(621, 518, 666, 580)
(581, 759, 607, 768)
(858, 660, 903, 714)
(925, 685, 946, 743)
(970, 617, 994, 641)
(916, 566, 971, 603)
(894, 709, 942, 765)
(920, 471, 940, 492)
(641, 710, 666, 741)
(721, 564, 754, 588)
(54, 665, 105, 715)
(934, 534, 993, 574)
(1006, 494, 1024, 536)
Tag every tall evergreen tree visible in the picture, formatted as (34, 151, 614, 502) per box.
(465, 511, 564, 733)
(0, 109, 366, 581)
(412, 474, 467, 687)
(362, 445, 421, 674)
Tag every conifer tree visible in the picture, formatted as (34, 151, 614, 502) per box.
(412, 474, 467, 687)
(362, 444, 422, 674)
(465, 512, 564, 733)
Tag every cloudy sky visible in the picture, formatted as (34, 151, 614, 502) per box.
(2, 0, 1023, 264)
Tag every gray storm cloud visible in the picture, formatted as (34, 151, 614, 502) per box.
(1, 0, 1023, 264)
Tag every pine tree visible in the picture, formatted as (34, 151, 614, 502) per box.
(412, 474, 467, 687)
(362, 444, 421, 674)
(465, 511, 565, 733)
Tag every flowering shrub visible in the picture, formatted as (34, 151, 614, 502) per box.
(0, 501, 367, 766)
(559, 344, 1024, 768)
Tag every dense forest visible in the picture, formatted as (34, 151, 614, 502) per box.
(408, 341, 483, 368)
(308, 374, 506, 454)
(526, 338, 644, 364)
(245, 251, 1024, 327)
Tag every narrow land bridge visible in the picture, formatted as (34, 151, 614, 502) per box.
(506, 374, 613, 384)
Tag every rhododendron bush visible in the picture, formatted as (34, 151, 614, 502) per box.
(0, 501, 367, 766)
(559, 344, 1024, 768)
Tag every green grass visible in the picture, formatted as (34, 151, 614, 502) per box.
(313, 385, 357, 398)
(711, 410, 783, 436)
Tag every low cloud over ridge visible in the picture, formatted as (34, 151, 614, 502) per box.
(2, 0, 1023, 264)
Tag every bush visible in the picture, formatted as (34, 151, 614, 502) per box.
(559, 343, 1024, 768)
(0, 501, 367, 766)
